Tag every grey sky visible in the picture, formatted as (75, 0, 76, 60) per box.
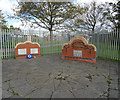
(0, 0, 117, 30)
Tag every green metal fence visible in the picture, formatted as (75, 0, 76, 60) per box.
(0, 29, 69, 59)
(0, 28, 120, 61)
(89, 29, 120, 61)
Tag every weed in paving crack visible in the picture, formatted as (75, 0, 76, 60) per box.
(92, 74, 95, 76)
(26, 72, 31, 75)
(86, 74, 92, 82)
(107, 80, 111, 84)
(7, 80, 19, 96)
(114, 88, 118, 90)
(13, 92, 19, 95)
(99, 91, 108, 98)
(67, 80, 70, 84)
(96, 74, 100, 76)
(3, 79, 11, 83)
(48, 72, 51, 78)
(102, 74, 112, 98)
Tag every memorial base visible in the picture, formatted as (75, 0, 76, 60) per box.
(61, 56, 96, 63)
(16, 54, 40, 59)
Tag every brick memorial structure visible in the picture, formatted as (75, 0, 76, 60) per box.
(61, 36, 96, 63)
(15, 41, 40, 59)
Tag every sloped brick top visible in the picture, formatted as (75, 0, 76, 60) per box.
(62, 36, 96, 63)
(15, 41, 40, 48)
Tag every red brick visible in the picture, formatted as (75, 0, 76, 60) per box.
(15, 41, 40, 59)
(62, 36, 96, 63)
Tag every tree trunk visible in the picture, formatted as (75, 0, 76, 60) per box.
(92, 29, 95, 44)
(50, 30, 53, 45)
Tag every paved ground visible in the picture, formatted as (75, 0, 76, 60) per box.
(2, 55, 118, 99)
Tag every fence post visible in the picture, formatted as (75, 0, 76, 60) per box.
(118, 28, 120, 61)
(0, 26, 2, 100)
(27, 35, 31, 41)
(27, 30, 32, 41)
(0, 28, 2, 59)
(67, 34, 70, 41)
(96, 32, 99, 57)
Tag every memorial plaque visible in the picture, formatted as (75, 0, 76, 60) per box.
(30, 48, 38, 54)
(18, 49, 26, 55)
(73, 50, 82, 57)
(15, 41, 40, 59)
(61, 36, 96, 63)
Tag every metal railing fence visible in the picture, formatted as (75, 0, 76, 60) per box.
(0, 28, 119, 61)
(88, 29, 119, 61)
(0, 29, 69, 59)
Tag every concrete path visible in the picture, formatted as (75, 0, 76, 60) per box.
(2, 55, 118, 99)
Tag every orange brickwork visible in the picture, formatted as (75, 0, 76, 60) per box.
(15, 41, 40, 59)
(61, 36, 96, 63)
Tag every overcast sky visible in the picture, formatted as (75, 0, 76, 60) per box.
(77, 0, 117, 4)
(0, 0, 117, 30)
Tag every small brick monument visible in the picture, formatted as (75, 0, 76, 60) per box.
(15, 41, 40, 59)
(61, 36, 96, 63)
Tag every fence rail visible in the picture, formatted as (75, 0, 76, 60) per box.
(0, 28, 119, 61)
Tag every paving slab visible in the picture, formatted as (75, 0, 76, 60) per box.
(52, 90, 74, 98)
(109, 89, 118, 98)
(13, 83, 36, 97)
(25, 89, 53, 98)
(2, 55, 119, 99)
(9, 95, 23, 98)
(2, 90, 13, 98)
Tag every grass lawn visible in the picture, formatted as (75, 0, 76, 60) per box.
(38, 41, 67, 45)
(1, 41, 119, 61)
(41, 45, 62, 55)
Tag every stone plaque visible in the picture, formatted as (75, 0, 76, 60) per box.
(73, 50, 82, 57)
(30, 48, 38, 54)
(18, 49, 26, 55)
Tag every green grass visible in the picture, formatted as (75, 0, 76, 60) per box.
(2, 51, 15, 59)
(1, 41, 119, 61)
(38, 41, 67, 46)
(41, 45, 62, 55)
(26, 72, 31, 75)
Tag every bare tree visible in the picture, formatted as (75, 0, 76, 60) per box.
(12, 2, 81, 42)
(107, 1, 120, 29)
(65, 1, 110, 43)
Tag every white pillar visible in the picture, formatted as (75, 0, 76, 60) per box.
(27, 35, 31, 41)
